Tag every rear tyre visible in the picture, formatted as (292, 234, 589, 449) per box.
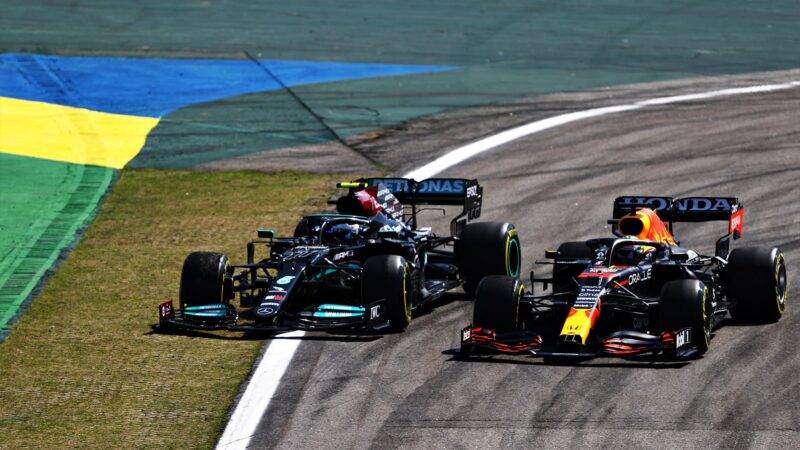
(179, 252, 232, 308)
(473, 275, 524, 332)
(363, 255, 413, 331)
(552, 241, 592, 294)
(457, 222, 521, 296)
(660, 279, 711, 356)
(727, 247, 787, 323)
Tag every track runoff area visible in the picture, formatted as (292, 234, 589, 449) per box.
(215, 78, 800, 449)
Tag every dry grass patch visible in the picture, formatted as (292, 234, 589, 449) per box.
(0, 169, 342, 449)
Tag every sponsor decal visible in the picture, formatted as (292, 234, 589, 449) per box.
(257, 301, 280, 315)
(159, 301, 174, 320)
(372, 178, 467, 195)
(674, 197, 732, 212)
(276, 275, 295, 285)
(270, 286, 286, 292)
(462, 327, 472, 342)
(588, 267, 620, 273)
(466, 184, 478, 198)
(257, 302, 280, 315)
(627, 268, 652, 285)
(574, 285, 603, 309)
(579, 271, 617, 279)
(593, 246, 609, 265)
(379, 224, 404, 234)
(333, 250, 354, 261)
(618, 196, 671, 211)
(730, 209, 743, 235)
(377, 179, 410, 193)
(265, 295, 285, 301)
(633, 317, 649, 329)
(675, 328, 692, 348)
(418, 179, 465, 194)
(370, 305, 381, 320)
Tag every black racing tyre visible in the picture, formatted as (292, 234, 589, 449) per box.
(473, 275, 524, 332)
(363, 255, 413, 331)
(179, 252, 232, 308)
(660, 279, 711, 356)
(727, 247, 787, 323)
(552, 241, 592, 294)
(457, 222, 522, 296)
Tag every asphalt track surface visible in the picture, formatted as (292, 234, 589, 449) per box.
(241, 71, 800, 448)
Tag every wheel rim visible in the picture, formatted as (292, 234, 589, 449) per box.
(403, 264, 412, 321)
(702, 287, 710, 347)
(777, 258, 787, 308)
(506, 236, 521, 278)
(514, 283, 524, 329)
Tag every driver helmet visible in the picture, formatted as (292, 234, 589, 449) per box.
(336, 188, 382, 217)
(613, 236, 655, 266)
(327, 223, 362, 244)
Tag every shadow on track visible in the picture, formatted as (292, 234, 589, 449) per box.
(145, 292, 469, 341)
(442, 348, 691, 369)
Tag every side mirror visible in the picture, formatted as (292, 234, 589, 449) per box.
(669, 251, 689, 262)
(544, 250, 558, 259)
(257, 229, 275, 239)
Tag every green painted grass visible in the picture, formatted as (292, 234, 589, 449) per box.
(0, 169, 344, 449)
(0, 154, 115, 335)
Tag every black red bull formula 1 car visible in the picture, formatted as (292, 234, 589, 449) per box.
(157, 178, 521, 334)
(460, 196, 787, 359)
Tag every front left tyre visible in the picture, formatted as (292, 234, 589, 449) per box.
(179, 251, 232, 308)
(473, 275, 524, 332)
(660, 279, 711, 356)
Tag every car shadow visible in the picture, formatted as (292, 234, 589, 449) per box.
(146, 324, 384, 342)
(411, 291, 472, 321)
(441, 348, 692, 369)
(146, 291, 472, 342)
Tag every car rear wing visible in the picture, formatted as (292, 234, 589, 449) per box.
(611, 195, 744, 257)
(357, 177, 483, 235)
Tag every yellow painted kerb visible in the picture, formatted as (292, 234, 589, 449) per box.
(0, 96, 158, 169)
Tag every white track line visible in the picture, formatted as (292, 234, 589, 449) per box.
(404, 81, 800, 180)
(216, 330, 305, 450)
(217, 78, 800, 449)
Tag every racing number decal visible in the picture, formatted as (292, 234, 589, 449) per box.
(675, 328, 692, 348)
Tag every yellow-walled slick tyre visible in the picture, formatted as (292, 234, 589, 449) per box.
(727, 247, 787, 323)
(457, 222, 521, 296)
(179, 252, 232, 308)
(364, 255, 412, 331)
(473, 275, 523, 332)
(661, 279, 711, 356)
